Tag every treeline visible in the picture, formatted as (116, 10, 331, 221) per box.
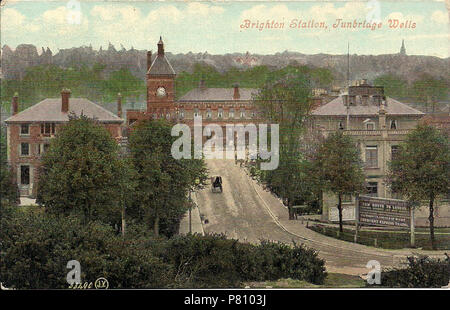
(374, 73, 449, 110)
(0, 64, 145, 109)
(0, 62, 336, 110)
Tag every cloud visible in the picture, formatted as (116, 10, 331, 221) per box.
(431, 10, 448, 24)
(2, 8, 26, 32)
(384, 12, 425, 23)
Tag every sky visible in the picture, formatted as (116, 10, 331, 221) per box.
(2, 0, 449, 58)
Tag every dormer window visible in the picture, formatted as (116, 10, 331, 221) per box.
(390, 120, 397, 130)
(366, 123, 375, 130)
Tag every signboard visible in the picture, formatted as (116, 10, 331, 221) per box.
(329, 205, 355, 222)
(357, 195, 411, 228)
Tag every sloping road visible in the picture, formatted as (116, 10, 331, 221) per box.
(196, 159, 437, 275)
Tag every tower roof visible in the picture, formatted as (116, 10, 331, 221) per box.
(147, 37, 176, 76)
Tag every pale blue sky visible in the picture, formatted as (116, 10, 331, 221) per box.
(2, 1, 449, 57)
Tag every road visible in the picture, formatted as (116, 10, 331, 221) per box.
(196, 158, 400, 275)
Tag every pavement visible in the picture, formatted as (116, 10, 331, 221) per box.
(195, 158, 448, 276)
(179, 192, 205, 236)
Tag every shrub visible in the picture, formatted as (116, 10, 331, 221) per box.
(378, 254, 450, 288)
(0, 208, 173, 289)
(161, 234, 327, 288)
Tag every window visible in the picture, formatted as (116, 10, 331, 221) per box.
(20, 124, 30, 135)
(390, 120, 397, 130)
(20, 165, 30, 185)
(41, 123, 56, 135)
(366, 182, 378, 197)
(206, 109, 212, 119)
(217, 108, 223, 119)
(240, 109, 245, 118)
(20, 143, 29, 156)
(229, 109, 235, 119)
(365, 146, 378, 168)
(166, 113, 170, 119)
(366, 123, 375, 130)
(179, 109, 185, 119)
(338, 121, 344, 130)
(194, 108, 199, 118)
(391, 145, 400, 160)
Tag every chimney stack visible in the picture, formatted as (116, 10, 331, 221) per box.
(117, 93, 122, 118)
(233, 83, 240, 100)
(147, 51, 152, 71)
(12, 92, 19, 115)
(61, 88, 71, 113)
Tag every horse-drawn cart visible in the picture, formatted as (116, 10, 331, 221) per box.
(211, 176, 223, 193)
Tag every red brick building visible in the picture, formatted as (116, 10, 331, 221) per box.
(5, 90, 123, 197)
(126, 37, 262, 129)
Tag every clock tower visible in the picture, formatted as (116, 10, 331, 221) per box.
(146, 37, 176, 115)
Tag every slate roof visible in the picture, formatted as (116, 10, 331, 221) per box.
(147, 54, 176, 76)
(5, 98, 123, 123)
(178, 88, 258, 102)
(311, 96, 425, 117)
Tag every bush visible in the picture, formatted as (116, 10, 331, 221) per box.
(378, 255, 450, 288)
(1, 207, 326, 289)
(161, 234, 327, 288)
(0, 207, 173, 289)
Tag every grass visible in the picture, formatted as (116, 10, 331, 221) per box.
(309, 224, 450, 250)
(243, 273, 365, 288)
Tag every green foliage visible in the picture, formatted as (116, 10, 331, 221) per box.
(374, 74, 408, 99)
(128, 119, 207, 237)
(377, 255, 450, 288)
(253, 69, 319, 217)
(161, 234, 327, 288)
(312, 131, 365, 231)
(0, 129, 19, 206)
(0, 206, 174, 289)
(387, 124, 449, 249)
(388, 124, 449, 203)
(1, 64, 144, 108)
(175, 63, 335, 99)
(37, 115, 124, 224)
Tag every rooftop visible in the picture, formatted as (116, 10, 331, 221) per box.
(311, 96, 425, 117)
(5, 98, 123, 123)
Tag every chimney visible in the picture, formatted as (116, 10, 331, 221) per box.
(199, 79, 206, 91)
(12, 92, 19, 115)
(147, 51, 152, 71)
(117, 93, 122, 118)
(233, 83, 240, 100)
(61, 88, 71, 113)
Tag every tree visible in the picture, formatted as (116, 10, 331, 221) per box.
(387, 124, 449, 250)
(0, 206, 174, 289)
(0, 129, 19, 207)
(312, 131, 365, 232)
(37, 114, 124, 224)
(374, 74, 408, 99)
(253, 70, 314, 219)
(411, 75, 449, 112)
(128, 119, 207, 237)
